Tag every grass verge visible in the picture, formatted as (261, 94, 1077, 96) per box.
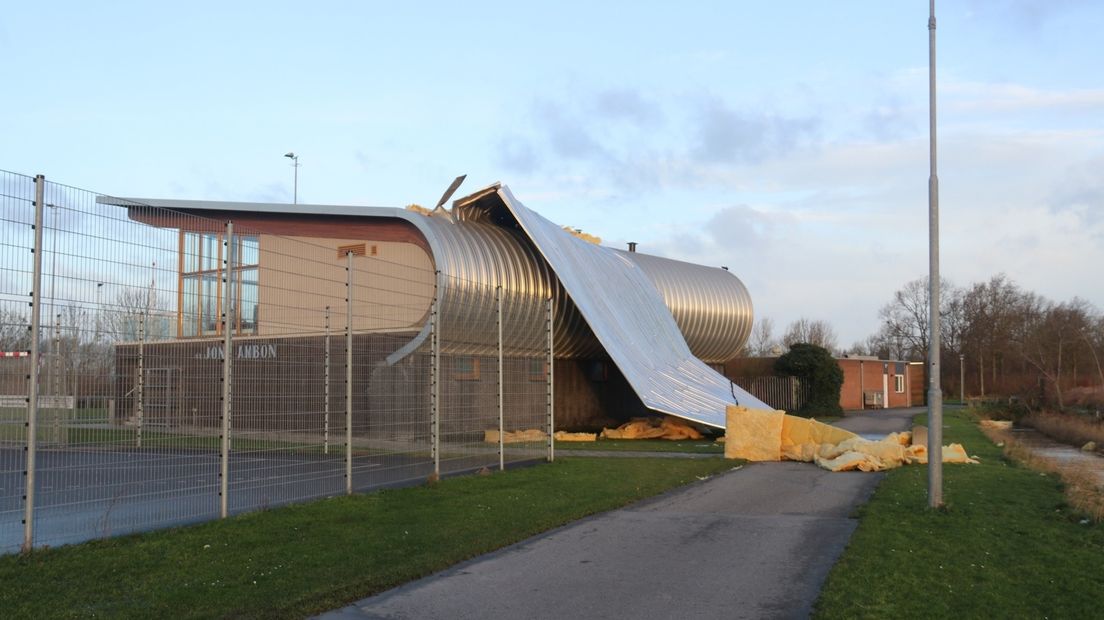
(555, 438, 723, 453)
(1, 456, 735, 619)
(979, 426, 1104, 522)
(814, 409, 1104, 618)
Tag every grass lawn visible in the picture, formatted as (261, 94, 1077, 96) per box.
(815, 409, 1104, 618)
(0, 456, 736, 619)
(555, 438, 723, 453)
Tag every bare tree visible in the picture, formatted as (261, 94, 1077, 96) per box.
(1010, 297, 1090, 408)
(749, 317, 777, 356)
(106, 286, 161, 341)
(782, 318, 838, 353)
(1087, 314, 1104, 389)
(842, 340, 870, 357)
(0, 307, 31, 351)
(864, 273, 1103, 401)
(876, 276, 963, 361)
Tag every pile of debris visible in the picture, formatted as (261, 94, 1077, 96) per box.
(599, 416, 704, 441)
(485, 416, 708, 444)
(725, 406, 978, 472)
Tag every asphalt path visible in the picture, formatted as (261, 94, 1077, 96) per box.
(321, 407, 921, 620)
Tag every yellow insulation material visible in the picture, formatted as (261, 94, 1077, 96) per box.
(724, 407, 786, 461)
(484, 429, 548, 444)
(601, 416, 705, 441)
(724, 405, 979, 471)
(553, 431, 598, 442)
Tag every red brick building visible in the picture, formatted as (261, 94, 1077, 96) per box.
(836, 356, 925, 409)
(724, 355, 925, 411)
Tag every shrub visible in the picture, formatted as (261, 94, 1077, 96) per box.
(774, 343, 843, 416)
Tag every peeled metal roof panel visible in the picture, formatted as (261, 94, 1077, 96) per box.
(495, 186, 769, 428)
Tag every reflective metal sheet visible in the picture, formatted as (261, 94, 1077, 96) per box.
(619, 250, 753, 363)
(494, 186, 769, 428)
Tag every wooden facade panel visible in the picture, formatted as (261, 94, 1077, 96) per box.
(256, 235, 433, 336)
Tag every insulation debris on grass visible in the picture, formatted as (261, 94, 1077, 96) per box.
(724, 406, 979, 472)
(553, 431, 598, 442)
(484, 429, 548, 444)
(600, 416, 705, 441)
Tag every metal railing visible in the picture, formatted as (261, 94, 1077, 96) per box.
(732, 376, 810, 412)
(0, 171, 553, 554)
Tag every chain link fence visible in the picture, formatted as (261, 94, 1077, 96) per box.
(0, 171, 553, 554)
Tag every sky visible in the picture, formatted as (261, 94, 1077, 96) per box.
(2, 0, 1101, 348)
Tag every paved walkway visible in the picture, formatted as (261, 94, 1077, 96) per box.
(318, 408, 921, 620)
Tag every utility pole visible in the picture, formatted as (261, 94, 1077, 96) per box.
(927, 0, 944, 508)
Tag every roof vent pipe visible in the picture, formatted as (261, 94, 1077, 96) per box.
(627, 242, 637, 252)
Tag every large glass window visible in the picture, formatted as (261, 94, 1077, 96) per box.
(180, 233, 259, 337)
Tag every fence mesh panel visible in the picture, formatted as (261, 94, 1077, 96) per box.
(0, 171, 552, 553)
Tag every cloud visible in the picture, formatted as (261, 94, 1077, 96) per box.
(947, 82, 1104, 113)
(691, 98, 820, 164)
(966, 0, 1096, 29)
(533, 100, 608, 160)
(1050, 155, 1104, 228)
(492, 90, 822, 195)
(861, 99, 917, 141)
(590, 88, 663, 125)
(496, 135, 540, 174)
(634, 128, 1104, 346)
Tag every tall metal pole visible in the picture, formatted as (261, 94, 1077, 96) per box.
(219, 221, 235, 518)
(496, 287, 504, 471)
(345, 252, 353, 494)
(927, 0, 944, 508)
(22, 175, 46, 553)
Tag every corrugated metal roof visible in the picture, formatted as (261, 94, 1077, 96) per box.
(619, 250, 753, 363)
(491, 185, 769, 427)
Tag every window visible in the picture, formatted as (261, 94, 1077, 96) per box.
(528, 359, 549, 382)
(453, 357, 481, 381)
(180, 233, 259, 337)
(894, 374, 905, 393)
(337, 243, 366, 258)
(337, 243, 377, 259)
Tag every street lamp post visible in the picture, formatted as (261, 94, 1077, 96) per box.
(95, 282, 103, 342)
(284, 152, 299, 204)
(926, 0, 944, 508)
(959, 353, 965, 403)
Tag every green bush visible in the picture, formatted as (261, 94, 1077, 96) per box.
(774, 343, 843, 416)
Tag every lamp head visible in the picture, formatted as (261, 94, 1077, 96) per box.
(284, 152, 295, 159)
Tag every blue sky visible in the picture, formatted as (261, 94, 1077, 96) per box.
(3, 1, 1101, 348)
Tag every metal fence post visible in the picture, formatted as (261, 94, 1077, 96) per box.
(496, 286, 504, 471)
(52, 313, 61, 444)
(22, 174, 46, 553)
(136, 311, 145, 448)
(345, 251, 353, 495)
(547, 296, 554, 463)
(219, 221, 234, 518)
(430, 294, 440, 475)
(324, 305, 330, 455)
